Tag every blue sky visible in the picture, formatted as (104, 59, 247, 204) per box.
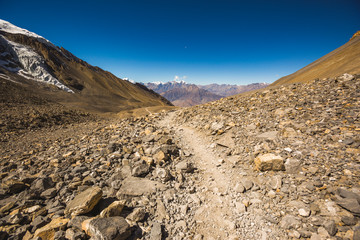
(1, 0, 359, 85)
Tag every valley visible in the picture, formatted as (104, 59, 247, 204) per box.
(0, 73, 359, 240)
(0, 17, 359, 240)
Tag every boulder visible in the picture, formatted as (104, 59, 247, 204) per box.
(34, 217, 69, 240)
(100, 200, 126, 218)
(117, 177, 166, 197)
(254, 153, 285, 171)
(83, 217, 131, 240)
(65, 186, 102, 216)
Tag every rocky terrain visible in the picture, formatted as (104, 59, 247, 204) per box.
(0, 73, 359, 240)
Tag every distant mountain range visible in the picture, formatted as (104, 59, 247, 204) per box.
(143, 81, 268, 107)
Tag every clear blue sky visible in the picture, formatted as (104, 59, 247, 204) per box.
(1, 0, 359, 85)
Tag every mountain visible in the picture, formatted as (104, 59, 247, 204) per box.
(161, 84, 223, 107)
(272, 31, 360, 86)
(144, 81, 268, 107)
(0, 19, 172, 114)
(198, 82, 269, 97)
(144, 81, 223, 107)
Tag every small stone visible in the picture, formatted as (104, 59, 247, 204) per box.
(285, 158, 301, 173)
(117, 177, 166, 196)
(323, 220, 337, 236)
(235, 202, 246, 213)
(298, 208, 311, 217)
(268, 190, 276, 198)
(175, 161, 192, 172)
(241, 178, 253, 191)
(0, 201, 16, 214)
(156, 199, 169, 221)
(2, 180, 28, 194)
(40, 188, 57, 199)
(268, 175, 282, 190)
(280, 215, 301, 229)
(8, 213, 23, 224)
(153, 150, 167, 165)
(31, 216, 48, 231)
(341, 216, 356, 226)
(131, 164, 150, 177)
(234, 183, 245, 193)
(317, 227, 330, 238)
(155, 168, 171, 182)
(150, 222, 162, 240)
(100, 200, 126, 218)
(65, 186, 103, 216)
(336, 197, 360, 215)
(126, 208, 146, 224)
(254, 153, 284, 171)
(288, 230, 301, 239)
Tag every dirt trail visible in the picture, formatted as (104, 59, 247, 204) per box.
(158, 111, 245, 239)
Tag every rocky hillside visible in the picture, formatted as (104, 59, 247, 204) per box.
(0, 19, 172, 114)
(273, 32, 360, 86)
(173, 73, 360, 239)
(0, 73, 359, 240)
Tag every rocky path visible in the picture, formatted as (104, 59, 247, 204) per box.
(157, 111, 285, 239)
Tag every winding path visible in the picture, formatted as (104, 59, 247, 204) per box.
(158, 111, 244, 239)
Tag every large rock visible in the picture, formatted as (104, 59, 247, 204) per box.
(256, 131, 278, 140)
(280, 215, 301, 229)
(100, 200, 125, 218)
(65, 186, 103, 216)
(131, 164, 150, 177)
(34, 217, 69, 240)
(150, 222, 162, 240)
(82, 217, 131, 240)
(2, 180, 29, 194)
(254, 153, 285, 171)
(117, 177, 166, 197)
(336, 197, 360, 216)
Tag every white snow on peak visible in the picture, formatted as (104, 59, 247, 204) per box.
(151, 81, 164, 85)
(0, 19, 45, 39)
(0, 35, 73, 93)
(122, 77, 135, 84)
(0, 19, 62, 53)
(171, 80, 186, 84)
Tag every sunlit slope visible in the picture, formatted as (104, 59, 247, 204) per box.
(272, 32, 360, 86)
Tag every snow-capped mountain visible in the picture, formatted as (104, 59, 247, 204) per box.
(0, 19, 172, 112)
(0, 20, 73, 92)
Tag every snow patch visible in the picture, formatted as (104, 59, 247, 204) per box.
(122, 77, 136, 84)
(0, 35, 73, 93)
(151, 81, 164, 85)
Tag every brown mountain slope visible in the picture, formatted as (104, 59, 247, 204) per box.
(272, 32, 360, 86)
(0, 23, 172, 114)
